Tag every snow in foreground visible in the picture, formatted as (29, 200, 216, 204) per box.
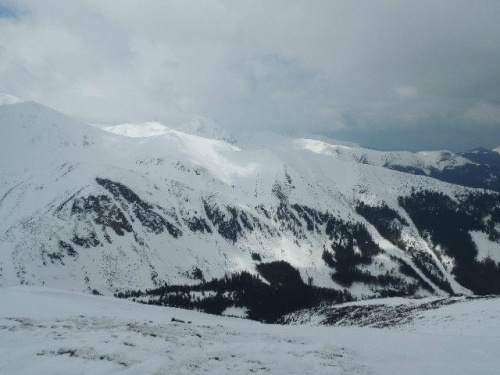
(1, 287, 499, 375)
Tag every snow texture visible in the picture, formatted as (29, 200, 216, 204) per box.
(1, 287, 499, 375)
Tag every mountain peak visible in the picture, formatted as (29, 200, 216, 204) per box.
(0, 100, 104, 168)
(466, 147, 493, 154)
(99, 121, 170, 138)
(0, 93, 23, 106)
(177, 117, 236, 144)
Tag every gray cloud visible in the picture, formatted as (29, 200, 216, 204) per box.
(0, 0, 499, 151)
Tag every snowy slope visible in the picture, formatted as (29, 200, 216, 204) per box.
(284, 295, 500, 334)
(0, 93, 22, 106)
(295, 138, 500, 192)
(1, 100, 499, 306)
(177, 117, 237, 144)
(99, 122, 170, 138)
(99, 117, 237, 143)
(295, 138, 474, 174)
(1, 286, 499, 375)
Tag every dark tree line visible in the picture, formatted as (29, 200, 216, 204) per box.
(356, 202, 454, 294)
(116, 261, 353, 323)
(399, 191, 500, 295)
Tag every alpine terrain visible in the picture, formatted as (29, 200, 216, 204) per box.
(0, 97, 500, 323)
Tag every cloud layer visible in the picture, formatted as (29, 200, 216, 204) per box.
(1, 0, 499, 150)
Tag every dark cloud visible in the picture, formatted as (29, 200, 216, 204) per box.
(0, 0, 499, 150)
(333, 124, 500, 153)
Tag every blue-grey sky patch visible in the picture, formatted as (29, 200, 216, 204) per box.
(0, 1, 17, 18)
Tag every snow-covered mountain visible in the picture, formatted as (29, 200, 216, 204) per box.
(95, 117, 236, 144)
(176, 117, 237, 144)
(98, 122, 171, 138)
(296, 139, 500, 192)
(0, 93, 23, 106)
(296, 139, 471, 174)
(1, 100, 500, 320)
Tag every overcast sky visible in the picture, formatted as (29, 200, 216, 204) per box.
(1, 0, 499, 151)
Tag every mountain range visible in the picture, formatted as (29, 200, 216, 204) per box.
(1, 97, 499, 321)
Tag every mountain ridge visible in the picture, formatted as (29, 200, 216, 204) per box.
(1, 101, 500, 320)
